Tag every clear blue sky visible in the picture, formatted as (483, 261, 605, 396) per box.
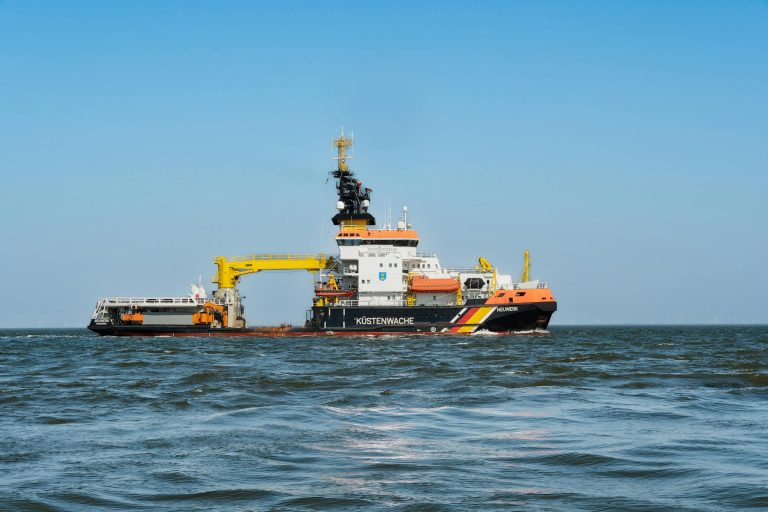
(1, 1, 766, 327)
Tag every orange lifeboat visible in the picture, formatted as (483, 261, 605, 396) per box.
(120, 312, 144, 324)
(409, 276, 460, 293)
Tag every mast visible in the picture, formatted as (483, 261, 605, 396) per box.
(519, 249, 531, 283)
(333, 128, 352, 173)
(330, 128, 376, 228)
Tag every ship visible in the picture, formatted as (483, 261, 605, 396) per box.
(88, 132, 556, 337)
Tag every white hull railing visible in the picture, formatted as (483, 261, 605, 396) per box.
(90, 295, 228, 320)
(99, 297, 213, 307)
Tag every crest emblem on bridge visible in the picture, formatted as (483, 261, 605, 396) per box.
(378, 272, 387, 281)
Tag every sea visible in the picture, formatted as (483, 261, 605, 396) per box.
(0, 326, 766, 511)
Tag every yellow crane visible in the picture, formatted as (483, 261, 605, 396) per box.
(476, 257, 498, 295)
(477, 257, 494, 272)
(213, 253, 335, 289)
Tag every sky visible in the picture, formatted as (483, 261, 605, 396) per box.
(0, 1, 766, 327)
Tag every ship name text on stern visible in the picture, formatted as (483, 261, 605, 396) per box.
(355, 316, 415, 326)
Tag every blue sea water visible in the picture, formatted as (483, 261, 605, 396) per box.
(0, 326, 766, 511)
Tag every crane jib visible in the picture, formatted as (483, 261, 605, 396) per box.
(212, 254, 335, 289)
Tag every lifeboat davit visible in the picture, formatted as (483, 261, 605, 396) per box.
(409, 276, 460, 293)
(314, 287, 355, 298)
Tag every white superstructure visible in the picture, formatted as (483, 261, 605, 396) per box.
(314, 207, 537, 308)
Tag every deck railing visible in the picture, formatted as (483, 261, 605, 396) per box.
(224, 253, 329, 263)
(512, 281, 548, 289)
(97, 296, 224, 307)
(444, 268, 495, 274)
(334, 299, 410, 307)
